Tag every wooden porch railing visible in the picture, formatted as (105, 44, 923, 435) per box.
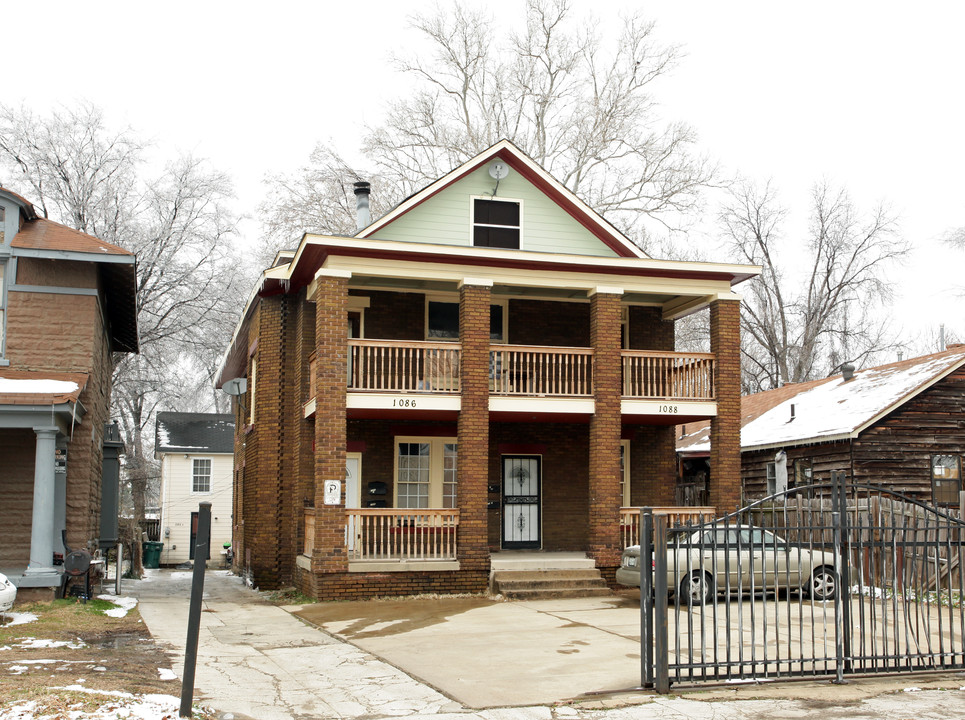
(303, 508, 315, 556)
(489, 344, 593, 396)
(620, 506, 717, 548)
(346, 508, 460, 562)
(348, 339, 461, 393)
(621, 351, 716, 400)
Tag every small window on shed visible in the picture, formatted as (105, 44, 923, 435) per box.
(473, 198, 520, 249)
(765, 462, 777, 495)
(931, 455, 962, 507)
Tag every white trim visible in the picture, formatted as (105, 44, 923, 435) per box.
(588, 285, 625, 297)
(459, 277, 494, 288)
(621, 440, 631, 506)
(349, 560, 460, 572)
(489, 396, 594, 414)
(621, 399, 717, 417)
(356, 139, 647, 259)
(347, 393, 461, 412)
(315, 267, 352, 280)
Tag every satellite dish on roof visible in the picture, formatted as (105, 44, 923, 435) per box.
(488, 161, 509, 180)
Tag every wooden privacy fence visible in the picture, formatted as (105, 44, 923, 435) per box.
(622, 351, 715, 400)
(489, 344, 593, 396)
(745, 494, 964, 593)
(621, 506, 716, 548)
(345, 508, 460, 562)
(348, 340, 461, 393)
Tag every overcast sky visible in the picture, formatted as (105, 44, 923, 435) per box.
(9, 1, 964, 351)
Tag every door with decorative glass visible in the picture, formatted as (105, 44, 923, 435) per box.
(502, 456, 541, 549)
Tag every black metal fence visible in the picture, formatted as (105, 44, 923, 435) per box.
(640, 475, 965, 691)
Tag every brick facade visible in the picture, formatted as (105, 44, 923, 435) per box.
(456, 282, 491, 576)
(311, 273, 350, 577)
(587, 291, 623, 569)
(709, 299, 742, 512)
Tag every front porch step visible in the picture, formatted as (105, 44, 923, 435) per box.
(492, 569, 611, 600)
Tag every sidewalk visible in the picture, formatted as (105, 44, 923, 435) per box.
(129, 569, 965, 720)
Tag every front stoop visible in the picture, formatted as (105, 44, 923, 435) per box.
(492, 569, 611, 600)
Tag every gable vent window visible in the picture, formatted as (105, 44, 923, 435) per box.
(473, 198, 520, 249)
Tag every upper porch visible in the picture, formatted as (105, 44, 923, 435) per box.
(305, 339, 717, 422)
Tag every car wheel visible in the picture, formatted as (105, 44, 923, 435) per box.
(679, 571, 713, 606)
(809, 566, 836, 601)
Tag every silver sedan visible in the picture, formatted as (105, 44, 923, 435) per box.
(616, 525, 837, 604)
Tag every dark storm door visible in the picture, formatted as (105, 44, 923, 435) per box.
(502, 456, 541, 549)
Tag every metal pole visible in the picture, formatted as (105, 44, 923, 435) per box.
(830, 472, 848, 684)
(654, 515, 670, 694)
(640, 509, 654, 688)
(115, 542, 122, 595)
(180, 502, 211, 718)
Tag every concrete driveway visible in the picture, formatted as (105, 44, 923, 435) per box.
(294, 593, 645, 707)
(129, 569, 965, 720)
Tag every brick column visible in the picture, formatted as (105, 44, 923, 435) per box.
(457, 279, 491, 573)
(247, 297, 291, 588)
(312, 269, 351, 575)
(588, 288, 623, 569)
(709, 298, 742, 512)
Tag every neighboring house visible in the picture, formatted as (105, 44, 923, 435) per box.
(677, 346, 965, 507)
(155, 412, 234, 566)
(216, 140, 759, 600)
(0, 186, 138, 595)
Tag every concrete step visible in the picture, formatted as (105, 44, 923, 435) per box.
(492, 568, 611, 600)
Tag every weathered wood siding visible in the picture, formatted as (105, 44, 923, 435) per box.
(740, 367, 965, 505)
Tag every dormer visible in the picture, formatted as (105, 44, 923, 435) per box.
(0, 186, 36, 252)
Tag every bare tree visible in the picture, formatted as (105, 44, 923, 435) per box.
(259, 0, 715, 259)
(0, 103, 244, 574)
(721, 180, 908, 392)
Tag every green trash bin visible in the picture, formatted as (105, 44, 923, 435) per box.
(142, 541, 163, 569)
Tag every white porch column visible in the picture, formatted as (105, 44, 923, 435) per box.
(25, 426, 59, 575)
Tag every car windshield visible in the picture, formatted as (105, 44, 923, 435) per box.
(690, 527, 787, 551)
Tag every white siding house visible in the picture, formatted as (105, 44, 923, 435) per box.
(155, 413, 234, 566)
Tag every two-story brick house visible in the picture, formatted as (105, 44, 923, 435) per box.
(0, 186, 138, 596)
(217, 141, 758, 600)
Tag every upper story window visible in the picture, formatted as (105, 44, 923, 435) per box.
(473, 198, 520, 249)
(192, 458, 212, 493)
(426, 300, 506, 341)
(932, 454, 961, 507)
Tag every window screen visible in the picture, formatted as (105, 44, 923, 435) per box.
(473, 199, 520, 249)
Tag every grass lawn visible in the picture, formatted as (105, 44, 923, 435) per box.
(0, 596, 214, 718)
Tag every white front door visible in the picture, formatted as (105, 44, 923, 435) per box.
(345, 453, 362, 551)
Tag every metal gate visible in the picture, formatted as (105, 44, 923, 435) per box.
(640, 475, 965, 691)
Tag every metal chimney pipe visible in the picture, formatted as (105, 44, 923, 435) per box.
(353, 181, 371, 231)
(841, 363, 855, 381)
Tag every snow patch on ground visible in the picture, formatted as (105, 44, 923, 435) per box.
(0, 688, 192, 720)
(158, 667, 177, 681)
(97, 594, 138, 617)
(16, 637, 86, 650)
(1, 612, 38, 627)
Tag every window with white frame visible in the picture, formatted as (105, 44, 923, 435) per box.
(620, 441, 631, 506)
(192, 458, 212, 493)
(472, 198, 520, 249)
(395, 437, 458, 508)
(766, 462, 777, 495)
(932, 455, 962, 507)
